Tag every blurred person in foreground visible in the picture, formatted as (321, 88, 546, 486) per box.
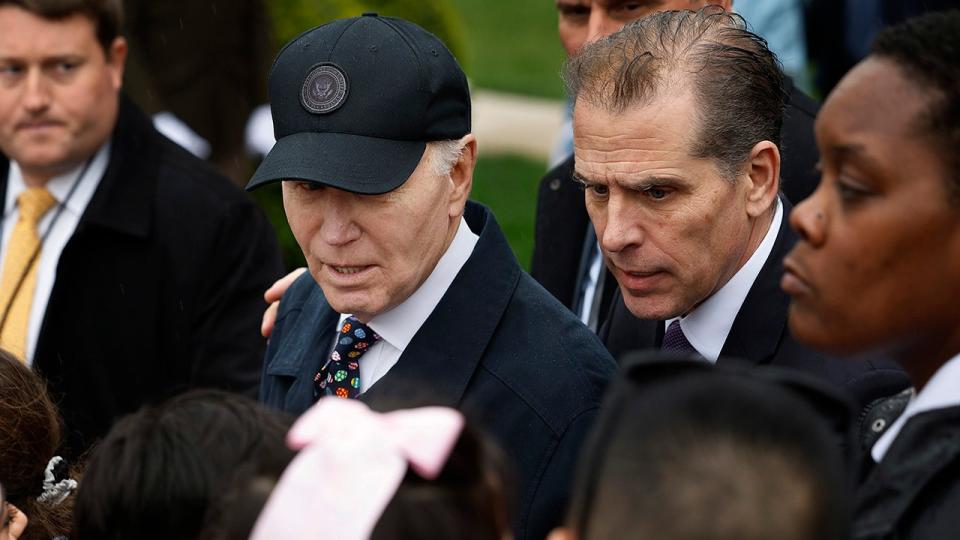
(209, 398, 513, 540)
(246, 13, 614, 540)
(782, 10, 960, 540)
(0, 0, 284, 455)
(0, 348, 76, 540)
(73, 390, 294, 540)
(549, 356, 851, 540)
(569, 9, 906, 413)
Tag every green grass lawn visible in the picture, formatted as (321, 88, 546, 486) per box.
(469, 154, 546, 270)
(252, 153, 547, 272)
(450, 0, 567, 99)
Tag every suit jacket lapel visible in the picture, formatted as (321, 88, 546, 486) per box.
(78, 95, 156, 239)
(362, 202, 521, 408)
(265, 288, 340, 413)
(717, 200, 795, 366)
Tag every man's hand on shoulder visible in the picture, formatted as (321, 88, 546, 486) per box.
(261, 267, 307, 338)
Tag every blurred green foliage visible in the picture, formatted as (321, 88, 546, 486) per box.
(267, 0, 353, 50)
(469, 155, 545, 270)
(267, 0, 466, 64)
(449, 0, 567, 99)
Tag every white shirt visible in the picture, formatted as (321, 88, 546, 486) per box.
(872, 353, 960, 463)
(578, 243, 602, 325)
(329, 216, 479, 392)
(665, 198, 784, 362)
(1, 144, 109, 365)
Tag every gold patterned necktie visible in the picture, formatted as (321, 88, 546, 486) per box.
(0, 187, 57, 362)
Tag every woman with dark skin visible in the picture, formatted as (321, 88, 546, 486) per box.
(782, 11, 960, 540)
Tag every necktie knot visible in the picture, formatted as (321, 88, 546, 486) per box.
(17, 187, 57, 224)
(315, 316, 381, 399)
(661, 320, 699, 357)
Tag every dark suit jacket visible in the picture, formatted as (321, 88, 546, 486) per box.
(854, 406, 960, 540)
(600, 202, 910, 412)
(261, 202, 617, 540)
(0, 97, 285, 455)
(531, 79, 821, 316)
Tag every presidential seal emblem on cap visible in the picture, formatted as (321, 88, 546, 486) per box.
(301, 64, 349, 114)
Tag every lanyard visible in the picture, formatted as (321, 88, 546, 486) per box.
(0, 155, 94, 334)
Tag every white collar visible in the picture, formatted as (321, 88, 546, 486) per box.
(872, 352, 960, 463)
(339, 216, 479, 351)
(666, 198, 783, 362)
(5, 142, 111, 218)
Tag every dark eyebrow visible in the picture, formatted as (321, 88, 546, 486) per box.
(572, 171, 685, 189)
(828, 144, 885, 174)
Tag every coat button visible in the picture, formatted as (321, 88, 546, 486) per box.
(549, 178, 562, 191)
(871, 418, 887, 432)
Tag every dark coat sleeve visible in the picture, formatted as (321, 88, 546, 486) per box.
(189, 198, 284, 395)
(530, 155, 590, 308)
(524, 408, 600, 540)
(780, 80, 821, 204)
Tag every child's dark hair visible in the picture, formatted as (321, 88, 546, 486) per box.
(72, 389, 295, 540)
(209, 405, 513, 540)
(0, 348, 74, 540)
(370, 422, 513, 540)
(567, 360, 851, 540)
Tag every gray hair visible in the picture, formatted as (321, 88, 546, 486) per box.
(427, 139, 465, 178)
(563, 7, 786, 180)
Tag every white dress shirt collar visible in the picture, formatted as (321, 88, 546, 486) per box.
(872, 352, 960, 463)
(665, 197, 783, 362)
(332, 216, 478, 393)
(337, 215, 478, 348)
(2, 142, 110, 364)
(5, 142, 110, 219)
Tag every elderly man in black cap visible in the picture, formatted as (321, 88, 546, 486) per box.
(247, 14, 616, 540)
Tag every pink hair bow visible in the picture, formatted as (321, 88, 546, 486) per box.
(250, 398, 465, 540)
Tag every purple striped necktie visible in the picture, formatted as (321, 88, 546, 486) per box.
(661, 320, 699, 357)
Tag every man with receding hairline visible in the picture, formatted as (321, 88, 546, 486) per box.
(573, 8, 906, 412)
(533, 0, 821, 330)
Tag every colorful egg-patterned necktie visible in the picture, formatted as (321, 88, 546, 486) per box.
(315, 316, 381, 400)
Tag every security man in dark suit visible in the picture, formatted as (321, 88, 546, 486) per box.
(0, 0, 283, 455)
(246, 15, 616, 540)
(567, 9, 907, 411)
(533, 0, 821, 330)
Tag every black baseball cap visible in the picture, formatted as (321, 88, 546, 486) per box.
(246, 13, 471, 194)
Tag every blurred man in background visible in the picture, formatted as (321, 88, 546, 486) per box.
(0, 0, 283, 454)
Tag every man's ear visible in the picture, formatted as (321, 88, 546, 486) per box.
(743, 140, 780, 218)
(107, 36, 128, 90)
(546, 527, 576, 540)
(447, 133, 477, 217)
